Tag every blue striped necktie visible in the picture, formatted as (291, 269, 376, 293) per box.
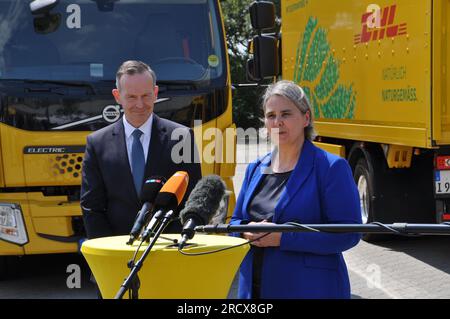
(131, 129, 145, 195)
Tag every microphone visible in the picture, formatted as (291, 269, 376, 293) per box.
(154, 171, 189, 212)
(178, 175, 226, 250)
(140, 171, 189, 241)
(127, 177, 166, 245)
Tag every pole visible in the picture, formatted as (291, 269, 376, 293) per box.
(114, 210, 175, 299)
(195, 223, 450, 235)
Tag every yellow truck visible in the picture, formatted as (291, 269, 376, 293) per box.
(0, 0, 235, 277)
(248, 0, 450, 237)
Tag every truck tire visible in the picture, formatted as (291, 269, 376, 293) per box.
(353, 157, 385, 242)
(0, 256, 19, 281)
(0, 257, 6, 280)
(436, 199, 446, 223)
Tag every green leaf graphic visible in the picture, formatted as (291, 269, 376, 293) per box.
(294, 17, 356, 120)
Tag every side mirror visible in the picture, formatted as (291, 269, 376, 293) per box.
(30, 0, 61, 34)
(249, 1, 276, 31)
(33, 13, 61, 34)
(246, 35, 279, 81)
(30, 0, 59, 15)
(246, 59, 258, 82)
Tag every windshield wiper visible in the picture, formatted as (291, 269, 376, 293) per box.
(23, 79, 98, 95)
(156, 80, 209, 91)
(51, 97, 170, 130)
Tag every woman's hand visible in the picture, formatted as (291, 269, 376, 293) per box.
(242, 220, 281, 247)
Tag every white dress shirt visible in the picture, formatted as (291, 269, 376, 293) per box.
(123, 114, 153, 172)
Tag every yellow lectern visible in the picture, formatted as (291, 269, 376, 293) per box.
(81, 234, 249, 299)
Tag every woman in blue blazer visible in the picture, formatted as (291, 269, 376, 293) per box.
(231, 81, 362, 299)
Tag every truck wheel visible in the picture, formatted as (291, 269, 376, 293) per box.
(353, 158, 383, 242)
(0, 256, 19, 281)
(0, 257, 7, 280)
(436, 199, 446, 223)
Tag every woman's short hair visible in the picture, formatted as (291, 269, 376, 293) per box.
(262, 80, 317, 141)
(116, 60, 157, 89)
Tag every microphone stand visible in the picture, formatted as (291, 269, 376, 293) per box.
(195, 223, 450, 235)
(115, 210, 175, 299)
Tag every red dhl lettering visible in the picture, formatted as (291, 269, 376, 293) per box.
(354, 5, 407, 45)
(436, 156, 450, 170)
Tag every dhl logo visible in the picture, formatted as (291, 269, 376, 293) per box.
(354, 4, 407, 44)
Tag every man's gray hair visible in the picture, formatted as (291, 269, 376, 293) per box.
(262, 80, 317, 141)
(115, 60, 157, 89)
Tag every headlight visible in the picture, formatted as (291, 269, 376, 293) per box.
(0, 203, 28, 246)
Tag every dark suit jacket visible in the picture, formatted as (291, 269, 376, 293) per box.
(81, 114, 202, 239)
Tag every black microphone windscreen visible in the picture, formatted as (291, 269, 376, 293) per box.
(140, 177, 166, 203)
(180, 175, 226, 225)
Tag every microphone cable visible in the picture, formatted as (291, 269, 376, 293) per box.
(125, 216, 180, 298)
(177, 232, 272, 256)
(176, 220, 446, 256)
(369, 222, 421, 237)
(129, 220, 178, 267)
(285, 222, 321, 232)
(177, 221, 321, 256)
(288, 221, 423, 237)
(127, 214, 178, 300)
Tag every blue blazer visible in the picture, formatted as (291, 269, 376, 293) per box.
(231, 140, 361, 299)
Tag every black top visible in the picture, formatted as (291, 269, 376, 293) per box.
(248, 171, 292, 222)
(247, 170, 292, 298)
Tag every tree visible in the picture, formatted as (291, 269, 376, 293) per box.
(221, 0, 263, 129)
(221, 0, 281, 129)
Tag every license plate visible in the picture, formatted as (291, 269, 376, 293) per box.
(435, 170, 450, 194)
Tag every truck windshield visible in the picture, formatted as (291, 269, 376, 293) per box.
(0, 0, 224, 83)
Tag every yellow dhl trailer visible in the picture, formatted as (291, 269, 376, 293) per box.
(247, 0, 450, 238)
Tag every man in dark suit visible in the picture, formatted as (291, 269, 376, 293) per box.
(81, 60, 202, 239)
